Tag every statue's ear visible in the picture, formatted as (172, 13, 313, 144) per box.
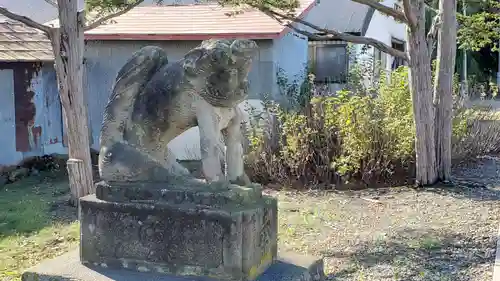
(183, 48, 205, 75)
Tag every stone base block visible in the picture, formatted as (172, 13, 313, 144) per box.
(22, 250, 325, 281)
(80, 191, 277, 281)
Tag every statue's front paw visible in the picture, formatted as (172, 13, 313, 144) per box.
(229, 173, 251, 187)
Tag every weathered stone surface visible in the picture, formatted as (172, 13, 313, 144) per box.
(22, 250, 324, 281)
(98, 39, 257, 184)
(95, 180, 263, 207)
(79, 192, 277, 281)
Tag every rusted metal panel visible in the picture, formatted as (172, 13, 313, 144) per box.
(29, 67, 46, 152)
(0, 62, 40, 152)
(0, 39, 278, 158)
(0, 62, 48, 153)
(0, 61, 65, 165)
(39, 65, 63, 147)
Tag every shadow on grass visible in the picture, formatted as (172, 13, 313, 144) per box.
(324, 228, 496, 280)
(0, 170, 77, 238)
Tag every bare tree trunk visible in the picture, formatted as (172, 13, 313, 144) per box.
(434, 0, 457, 182)
(407, 0, 437, 185)
(50, 0, 93, 205)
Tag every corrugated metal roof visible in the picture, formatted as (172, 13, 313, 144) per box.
(45, 1, 315, 40)
(0, 19, 53, 62)
(303, 0, 370, 33)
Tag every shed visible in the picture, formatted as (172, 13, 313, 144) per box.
(0, 0, 408, 165)
(0, 18, 64, 166)
(69, 1, 316, 155)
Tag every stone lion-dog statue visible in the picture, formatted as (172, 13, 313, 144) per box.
(98, 39, 258, 186)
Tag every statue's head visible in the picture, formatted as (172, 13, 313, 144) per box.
(203, 38, 258, 67)
(184, 39, 258, 74)
(182, 39, 258, 107)
(228, 39, 258, 61)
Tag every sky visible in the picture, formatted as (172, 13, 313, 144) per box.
(0, 0, 207, 24)
(0, 0, 59, 24)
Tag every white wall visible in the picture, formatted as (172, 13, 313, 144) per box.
(169, 31, 310, 160)
(362, 0, 407, 70)
(168, 99, 270, 160)
(364, 0, 406, 42)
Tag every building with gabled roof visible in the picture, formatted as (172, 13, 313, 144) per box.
(0, 18, 63, 166)
(0, 0, 407, 164)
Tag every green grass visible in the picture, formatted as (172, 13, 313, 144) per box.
(408, 236, 443, 250)
(0, 172, 79, 281)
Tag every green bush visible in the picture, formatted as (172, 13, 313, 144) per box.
(245, 64, 415, 187)
(245, 60, 500, 188)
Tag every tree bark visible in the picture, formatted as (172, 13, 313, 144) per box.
(407, 0, 438, 185)
(0, 1, 143, 204)
(433, 0, 457, 181)
(50, 0, 94, 205)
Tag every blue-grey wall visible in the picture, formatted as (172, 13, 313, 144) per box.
(0, 36, 305, 165)
(0, 68, 20, 165)
(82, 39, 276, 149)
(0, 64, 65, 166)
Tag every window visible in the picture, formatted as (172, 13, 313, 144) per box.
(309, 43, 348, 84)
(394, 2, 402, 12)
(373, 48, 387, 80)
(391, 38, 406, 70)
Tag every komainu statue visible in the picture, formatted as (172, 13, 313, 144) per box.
(98, 39, 257, 185)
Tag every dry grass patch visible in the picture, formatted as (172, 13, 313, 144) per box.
(271, 184, 500, 281)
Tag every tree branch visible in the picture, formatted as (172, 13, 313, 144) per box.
(84, 0, 145, 31)
(262, 8, 408, 61)
(350, 0, 408, 24)
(402, 0, 418, 30)
(426, 11, 442, 54)
(0, 7, 51, 34)
(43, 0, 58, 8)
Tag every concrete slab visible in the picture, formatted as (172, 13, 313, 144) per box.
(21, 250, 324, 281)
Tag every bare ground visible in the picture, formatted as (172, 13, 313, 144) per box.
(270, 157, 500, 281)
(1, 158, 499, 281)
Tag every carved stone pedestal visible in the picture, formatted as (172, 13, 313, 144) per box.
(79, 181, 278, 281)
(21, 181, 325, 281)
